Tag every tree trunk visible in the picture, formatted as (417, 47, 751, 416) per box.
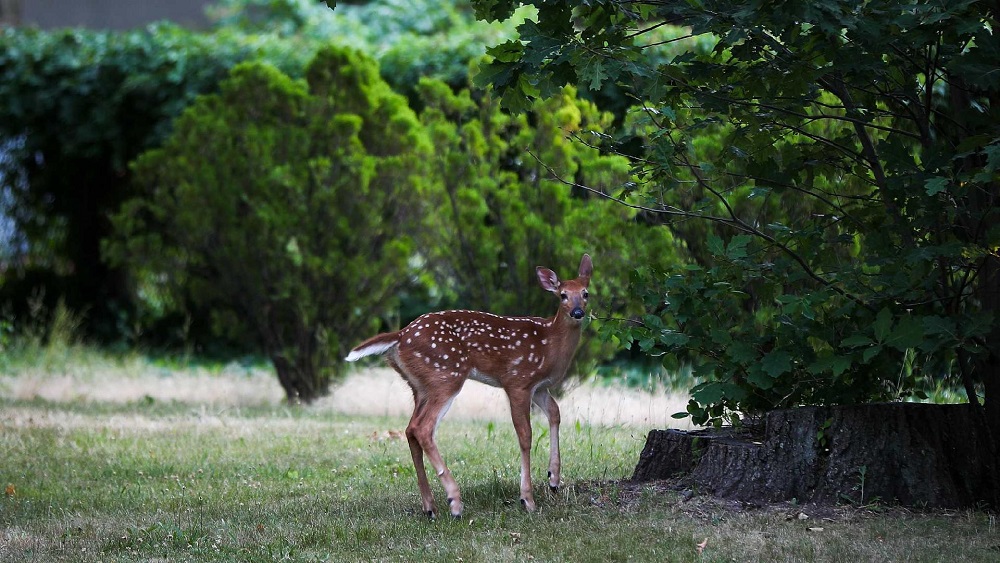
(271, 355, 325, 404)
(977, 255, 1000, 455)
(259, 312, 332, 404)
(632, 403, 1000, 508)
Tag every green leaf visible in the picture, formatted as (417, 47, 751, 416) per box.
(747, 368, 775, 390)
(922, 315, 956, 338)
(692, 381, 726, 404)
(485, 40, 526, 64)
(808, 354, 852, 377)
(924, 176, 949, 196)
(726, 235, 751, 260)
(886, 315, 924, 351)
(873, 308, 893, 343)
(984, 143, 1000, 172)
(842, 335, 873, 348)
(707, 234, 724, 256)
(710, 328, 732, 346)
(642, 314, 664, 330)
(473, 60, 516, 90)
(761, 350, 791, 378)
(659, 331, 690, 347)
(728, 341, 757, 363)
(580, 56, 608, 91)
(862, 345, 883, 364)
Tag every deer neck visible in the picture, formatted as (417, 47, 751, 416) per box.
(540, 311, 584, 379)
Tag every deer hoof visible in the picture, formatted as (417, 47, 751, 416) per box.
(447, 498, 464, 518)
(548, 471, 559, 491)
(520, 497, 537, 512)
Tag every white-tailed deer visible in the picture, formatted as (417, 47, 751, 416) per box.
(345, 254, 593, 517)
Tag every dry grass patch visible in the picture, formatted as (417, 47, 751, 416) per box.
(2, 349, 693, 428)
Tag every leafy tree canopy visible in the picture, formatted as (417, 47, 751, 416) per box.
(470, 0, 1000, 434)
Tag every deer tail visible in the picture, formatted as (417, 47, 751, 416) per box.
(345, 332, 400, 362)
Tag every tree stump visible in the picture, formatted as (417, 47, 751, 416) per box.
(632, 403, 999, 508)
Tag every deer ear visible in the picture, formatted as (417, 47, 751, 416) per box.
(578, 254, 593, 285)
(536, 266, 560, 293)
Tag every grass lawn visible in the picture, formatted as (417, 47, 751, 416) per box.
(1, 349, 997, 562)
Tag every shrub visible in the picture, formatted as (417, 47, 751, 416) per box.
(106, 47, 433, 402)
(0, 24, 318, 342)
(416, 78, 681, 369)
(211, 0, 526, 97)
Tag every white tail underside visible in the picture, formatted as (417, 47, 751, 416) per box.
(344, 340, 397, 362)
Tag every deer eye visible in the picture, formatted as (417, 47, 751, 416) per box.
(583, 291, 589, 300)
(560, 292, 568, 301)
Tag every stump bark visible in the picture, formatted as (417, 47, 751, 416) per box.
(632, 403, 999, 508)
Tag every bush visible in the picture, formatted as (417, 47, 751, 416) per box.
(211, 0, 526, 98)
(106, 46, 433, 402)
(0, 24, 319, 343)
(416, 78, 681, 370)
(0, 2, 524, 348)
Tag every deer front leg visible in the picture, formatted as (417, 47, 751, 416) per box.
(507, 389, 537, 511)
(532, 388, 561, 491)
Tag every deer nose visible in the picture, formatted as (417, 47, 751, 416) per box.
(570, 307, 585, 319)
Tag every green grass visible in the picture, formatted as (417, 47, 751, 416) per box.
(1, 346, 997, 562)
(3, 398, 997, 562)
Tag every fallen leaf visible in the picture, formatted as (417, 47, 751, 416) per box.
(5, 484, 14, 496)
(797, 512, 809, 521)
(807, 527, 825, 532)
(696, 538, 708, 554)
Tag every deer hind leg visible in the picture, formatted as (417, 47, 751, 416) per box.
(532, 388, 561, 491)
(507, 388, 537, 512)
(403, 378, 464, 518)
(404, 394, 436, 517)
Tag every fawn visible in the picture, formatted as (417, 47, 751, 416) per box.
(345, 254, 593, 517)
